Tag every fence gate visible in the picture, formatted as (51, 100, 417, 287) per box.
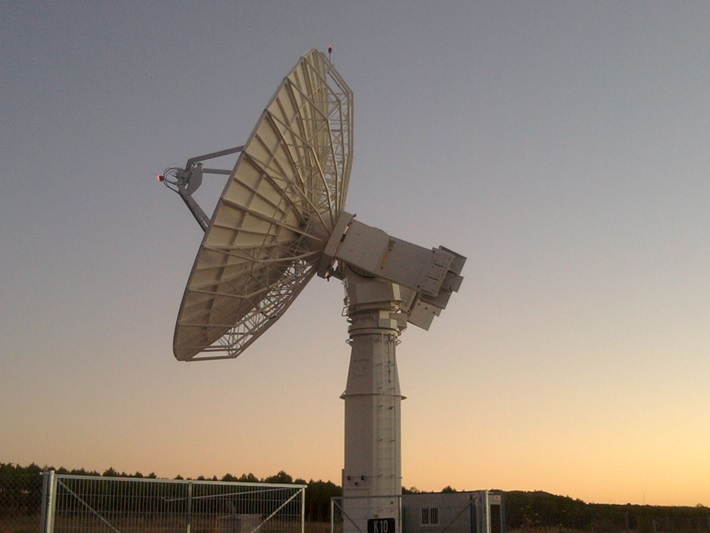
(42, 472, 305, 533)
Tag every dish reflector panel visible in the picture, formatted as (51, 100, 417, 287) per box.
(174, 49, 353, 361)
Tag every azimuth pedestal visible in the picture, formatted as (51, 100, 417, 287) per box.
(342, 269, 406, 533)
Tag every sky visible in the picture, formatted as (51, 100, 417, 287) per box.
(1, 1, 708, 507)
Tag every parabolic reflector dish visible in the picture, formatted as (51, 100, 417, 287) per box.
(174, 49, 353, 361)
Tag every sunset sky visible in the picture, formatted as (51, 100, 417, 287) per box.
(1, 1, 708, 507)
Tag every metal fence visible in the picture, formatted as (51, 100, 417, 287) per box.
(505, 498, 710, 532)
(45, 473, 305, 533)
(3, 469, 709, 533)
(0, 470, 305, 533)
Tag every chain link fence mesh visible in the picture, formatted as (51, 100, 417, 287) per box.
(0, 467, 44, 532)
(505, 493, 710, 532)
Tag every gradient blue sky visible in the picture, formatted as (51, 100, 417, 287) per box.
(2, 1, 708, 506)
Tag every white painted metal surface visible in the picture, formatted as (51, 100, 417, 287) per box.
(319, 214, 466, 331)
(173, 49, 352, 361)
(340, 272, 405, 533)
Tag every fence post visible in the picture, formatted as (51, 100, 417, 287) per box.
(41, 470, 57, 533)
(301, 486, 306, 533)
(187, 481, 193, 533)
(331, 498, 335, 533)
(624, 511, 629, 533)
(468, 493, 478, 533)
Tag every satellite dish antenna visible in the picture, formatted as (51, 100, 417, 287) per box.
(160, 49, 465, 533)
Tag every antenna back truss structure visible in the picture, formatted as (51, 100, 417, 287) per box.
(163, 50, 353, 361)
